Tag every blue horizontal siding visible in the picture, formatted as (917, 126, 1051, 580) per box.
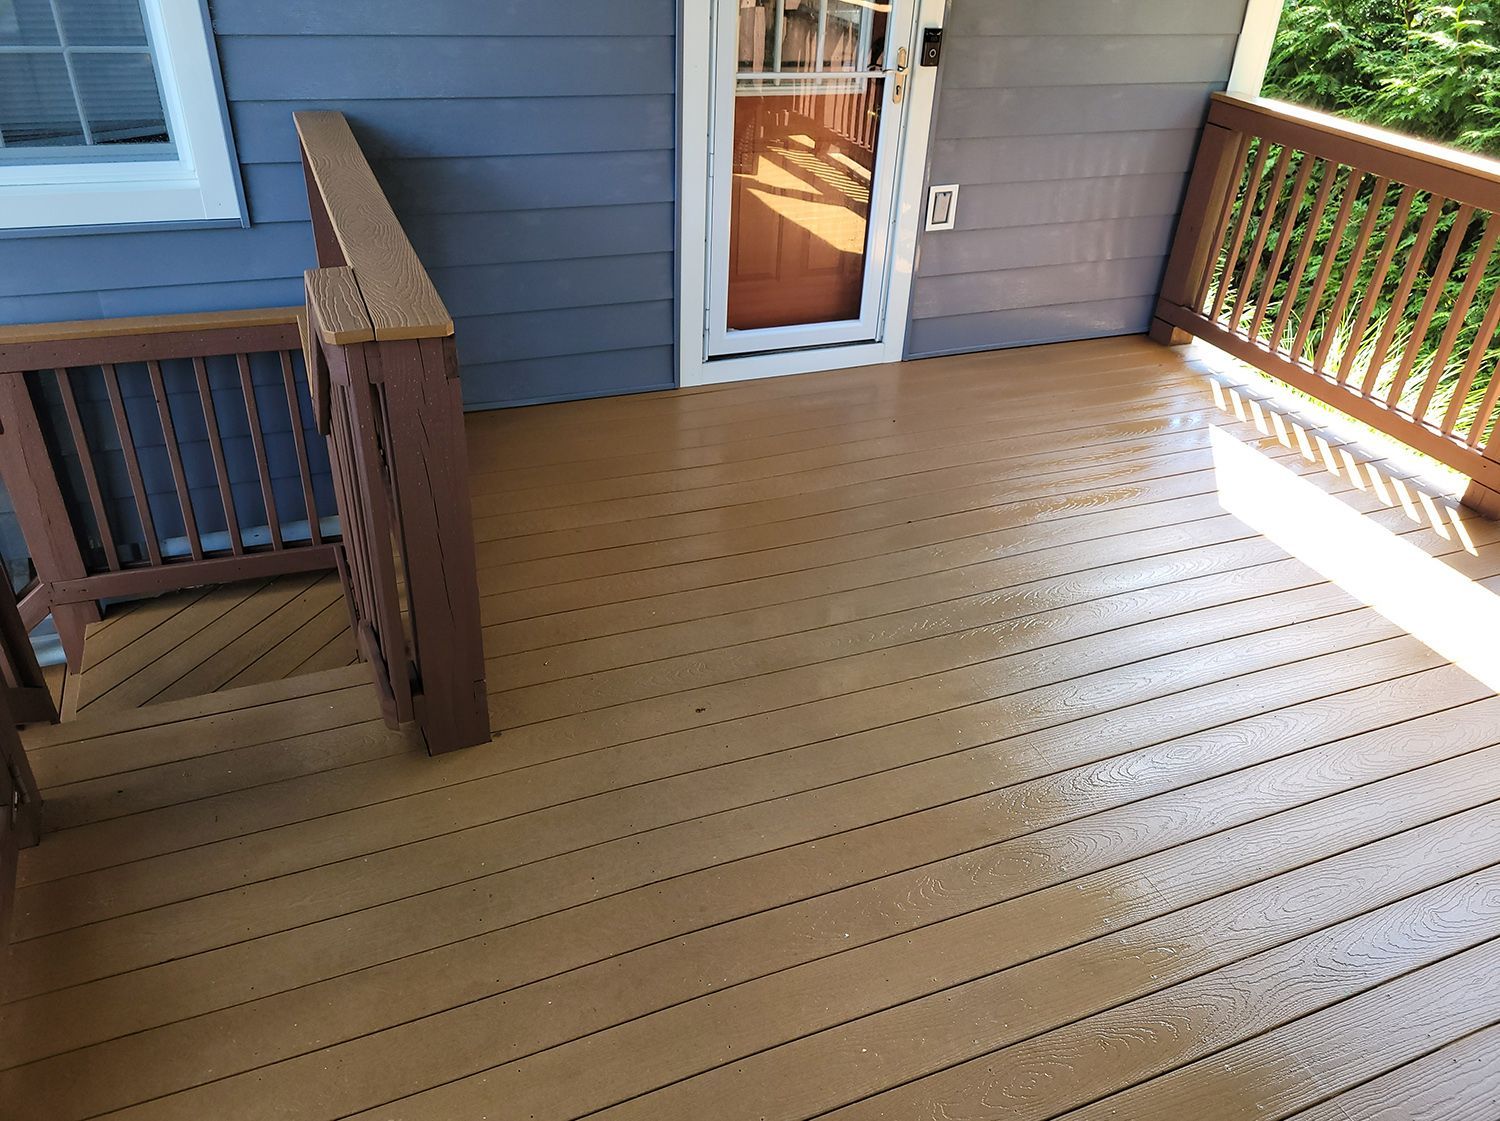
(0, 0, 678, 608)
(4, 0, 679, 408)
(230, 97, 675, 162)
(462, 346, 677, 410)
(217, 36, 675, 101)
(211, 2, 675, 38)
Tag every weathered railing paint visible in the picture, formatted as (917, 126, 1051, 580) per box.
(1154, 93, 1500, 514)
(298, 110, 489, 755)
(0, 309, 338, 668)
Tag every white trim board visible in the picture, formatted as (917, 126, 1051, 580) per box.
(1228, 0, 1287, 97)
(677, 0, 947, 387)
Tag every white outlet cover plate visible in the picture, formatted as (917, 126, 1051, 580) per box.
(926, 184, 959, 231)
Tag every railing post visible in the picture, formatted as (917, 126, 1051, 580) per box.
(0, 566, 57, 727)
(1465, 453, 1500, 518)
(1151, 121, 1244, 346)
(377, 337, 489, 754)
(0, 372, 100, 670)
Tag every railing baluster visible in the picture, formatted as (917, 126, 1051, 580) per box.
(100, 362, 162, 567)
(1391, 204, 1474, 413)
(1209, 140, 1270, 324)
(1360, 195, 1446, 398)
(0, 372, 101, 669)
(1308, 174, 1381, 370)
(1461, 289, 1500, 445)
(1270, 159, 1339, 355)
(1337, 187, 1414, 385)
(1249, 153, 1317, 343)
(1193, 132, 1254, 311)
(145, 360, 204, 562)
(236, 353, 283, 550)
(279, 350, 323, 546)
(54, 368, 120, 572)
(1229, 147, 1293, 332)
(1152, 123, 1248, 346)
(191, 356, 244, 556)
(1415, 211, 1497, 425)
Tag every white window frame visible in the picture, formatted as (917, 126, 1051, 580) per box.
(0, 0, 246, 232)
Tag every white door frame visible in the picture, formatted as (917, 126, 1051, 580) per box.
(678, 0, 947, 388)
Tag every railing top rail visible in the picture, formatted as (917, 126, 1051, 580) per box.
(305, 266, 375, 346)
(294, 110, 453, 345)
(1210, 93, 1500, 210)
(0, 307, 302, 371)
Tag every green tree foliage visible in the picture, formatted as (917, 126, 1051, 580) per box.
(1265, 1, 1500, 153)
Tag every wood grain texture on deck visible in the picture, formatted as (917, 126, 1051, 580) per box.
(3, 338, 1498, 1120)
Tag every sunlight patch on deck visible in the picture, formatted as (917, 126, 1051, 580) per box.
(1211, 423, 1499, 691)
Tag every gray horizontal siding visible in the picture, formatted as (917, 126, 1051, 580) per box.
(3, 0, 679, 409)
(912, 258, 1168, 320)
(936, 83, 1230, 140)
(916, 215, 1180, 277)
(943, 35, 1240, 89)
(948, 0, 1250, 36)
(907, 0, 1248, 358)
(909, 297, 1160, 357)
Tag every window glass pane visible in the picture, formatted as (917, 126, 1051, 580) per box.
(55, 0, 147, 47)
(737, 1, 890, 74)
(73, 52, 170, 148)
(823, 1, 887, 72)
(738, 0, 772, 72)
(0, 0, 60, 46)
(0, 53, 85, 147)
(727, 79, 882, 330)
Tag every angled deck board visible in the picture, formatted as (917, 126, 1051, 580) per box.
(3, 340, 1497, 1121)
(61, 573, 355, 719)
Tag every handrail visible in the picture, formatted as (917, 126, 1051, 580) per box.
(1154, 93, 1500, 514)
(297, 110, 489, 755)
(294, 111, 453, 343)
(1208, 95, 1500, 207)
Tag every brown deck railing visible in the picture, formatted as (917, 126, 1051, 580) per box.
(0, 308, 338, 667)
(1154, 93, 1500, 513)
(297, 110, 489, 755)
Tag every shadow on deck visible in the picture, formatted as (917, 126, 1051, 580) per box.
(4, 334, 1500, 1120)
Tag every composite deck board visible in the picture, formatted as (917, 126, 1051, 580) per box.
(61, 573, 357, 720)
(2, 340, 1496, 1119)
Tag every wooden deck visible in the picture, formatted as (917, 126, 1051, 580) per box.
(59, 572, 356, 720)
(5, 335, 1500, 1120)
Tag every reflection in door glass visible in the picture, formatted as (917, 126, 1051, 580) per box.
(727, 1, 890, 332)
(737, 0, 889, 74)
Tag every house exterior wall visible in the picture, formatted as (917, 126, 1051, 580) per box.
(1, 1, 1255, 395)
(905, 0, 1250, 358)
(0, 0, 679, 410)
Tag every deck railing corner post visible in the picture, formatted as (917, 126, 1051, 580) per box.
(0, 371, 101, 670)
(1152, 120, 1246, 347)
